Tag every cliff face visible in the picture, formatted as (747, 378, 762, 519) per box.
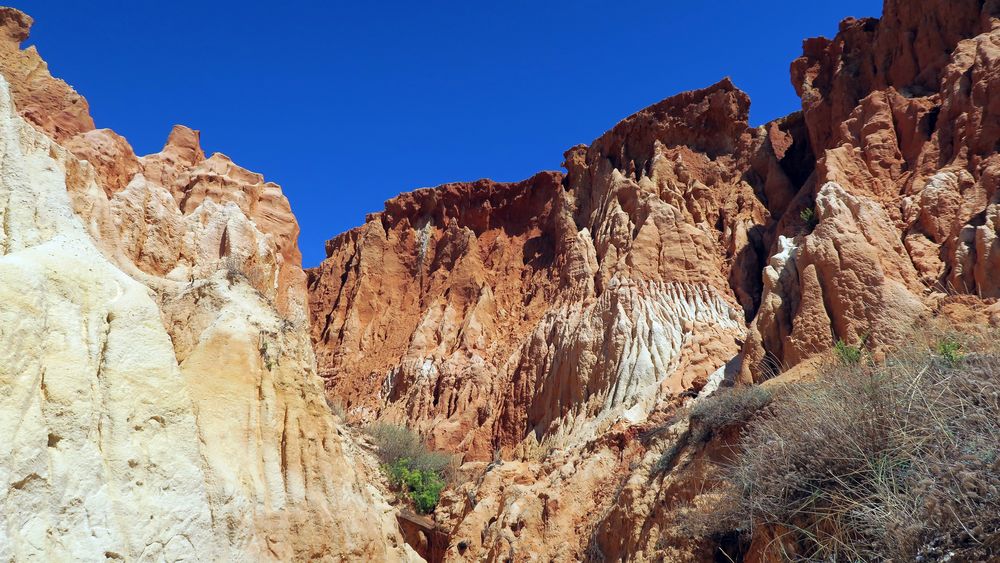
(308, 0, 1000, 560)
(308, 80, 804, 462)
(745, 0, 1000, 381)
(3, 0, 998, 560)
(0, 8, 416, 561)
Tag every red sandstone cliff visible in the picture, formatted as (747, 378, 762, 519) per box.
(308, 0, 1000, 560)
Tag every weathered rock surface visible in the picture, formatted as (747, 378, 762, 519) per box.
(308, 80, 793, 464)
(0, 7, 417, 561)
(744, 0, 1000, 381)
(308, 0, 1000, 560)
(4, 0, 1000, 559)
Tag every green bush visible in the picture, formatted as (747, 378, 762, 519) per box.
(800, 207, 819, 230)
(936, 338, 963, 364)
(833, 338, 863, 365)
(366, 424, 453, 513)
(384, 458, 446, 514)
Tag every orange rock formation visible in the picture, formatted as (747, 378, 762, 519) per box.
(308, 0, 1000, 559)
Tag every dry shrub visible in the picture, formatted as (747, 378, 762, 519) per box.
(220, 254, 275, 298)
(727, 351, 1000, 561)
(688, 385, 773, 443)
(652, 385, 772, 475)
(326, 396, 346, 420)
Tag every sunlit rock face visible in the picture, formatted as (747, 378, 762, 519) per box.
(308, 0, 1000, 560)
(307, 79, 795, 462)
(0, 7, 417, 561)
(744, 0, 1000, 381)
(2, 0, 999, 558)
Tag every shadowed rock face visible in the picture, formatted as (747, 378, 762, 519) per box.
(308, 0, 1000, 560)
(0, 7, 417, 561)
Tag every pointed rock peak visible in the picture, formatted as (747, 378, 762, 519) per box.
(0, 7, 32, 45)
(624, 77, 750, 135)
(590, 77, 753, 170)
(163, 124, 205, 164)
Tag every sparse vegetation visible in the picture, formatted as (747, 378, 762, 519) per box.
(711, 348, 1000, 561)
(326, 396, 346, 419)
(365, 424, 453, 514)
(800, 206, 819, 230)
(936, 337, 964, 364)
(652, 385, 773, 474)
(833, 338, 863, 365)
(220, 254, 275, 299)
(688, 385, 773, 443)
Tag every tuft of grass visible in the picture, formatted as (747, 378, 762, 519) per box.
(326, 396, 346, 419)
(365, 424, 453, 513)
(688, 385, 773, 444)
(653, 386, 773, 475)
(653, 438, 687, 475)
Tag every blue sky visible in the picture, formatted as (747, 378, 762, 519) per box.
(14, 1, 881, 267)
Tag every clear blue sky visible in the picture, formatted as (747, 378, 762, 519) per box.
(14, 1, 881, 267)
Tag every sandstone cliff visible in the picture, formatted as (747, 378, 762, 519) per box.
(0, 8, 417, 561)
(308, 0, 1000, 560)
(3, 0, 998, 560)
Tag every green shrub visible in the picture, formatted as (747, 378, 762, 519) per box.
(384, 458, 446, 514)
(800, 207, 819, 230)
(833, 338, 863, 365)
(936, 338, 963, 364)
(365, 424, 453, 513)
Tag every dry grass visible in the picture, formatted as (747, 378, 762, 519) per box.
(715, 335, 1000, 561)
(326, 396, 346, 420)
(650, 385, 773, 475)
(688, 385, 773, 444)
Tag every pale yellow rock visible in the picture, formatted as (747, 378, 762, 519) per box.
(0, 71, 419, 561)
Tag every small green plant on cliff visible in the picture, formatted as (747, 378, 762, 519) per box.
(800, 206, 819, 230)
(365, 424, 453, 513)
(384, 459, 446, 514)
(833, 338, 863, 365)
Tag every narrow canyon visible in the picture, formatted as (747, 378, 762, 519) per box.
(0, 0, 998, 561)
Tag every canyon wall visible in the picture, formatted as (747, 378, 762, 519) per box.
(2, 0, 998, 560)
(309, 0, 1000, 560)
(0, 8, 416, 561)
(308, 80, 798, 460)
